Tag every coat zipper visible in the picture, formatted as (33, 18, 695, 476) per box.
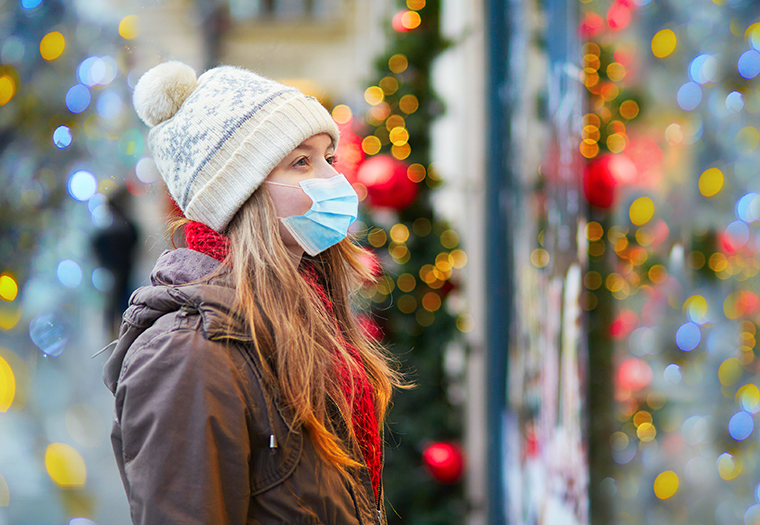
(326, 392, 383, 524)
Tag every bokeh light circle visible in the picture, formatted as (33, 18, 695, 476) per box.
(97, 91, 123, 120)
(39, 31, 65, 61)
(65, 84, 91, 114)
(738, 50, 760, 79)
(664, 363, 682, 385)
(653, 470, 679, 499)
(651, 29, 677, 58)
(699, 167, 723, 197)
(736, 192, 760, 222)
(689, 54, 718, 84)
(53, 125, 72, 149)
(45, 443, 86, 487)
(135, 157, 159, 184)
(726, 91, 744, 113)
(724, 220, 750, 250)
(67, 170, 97, 201)
(57, 260, 82, 289)
(677, 82, 702, 111)
(29, 313, 68, 357)
(629, 196, 655, 225)
(728, 411, 754, 441)
(740, 384, 760, 413)
(675, 322, 701, 351)
(92, 267, 115, 292)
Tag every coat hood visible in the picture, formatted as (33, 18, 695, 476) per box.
(103, 248, 249, 394)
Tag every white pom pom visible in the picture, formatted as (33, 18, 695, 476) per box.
(132, 61, 198, 127)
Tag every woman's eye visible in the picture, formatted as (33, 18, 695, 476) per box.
(327, 155, 338, 166)
(294, 157, 308, 167)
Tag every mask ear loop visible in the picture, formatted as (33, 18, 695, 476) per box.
(264, 180, 301, 188)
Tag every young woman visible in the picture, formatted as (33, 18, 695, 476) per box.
(102, 61, 402, 525)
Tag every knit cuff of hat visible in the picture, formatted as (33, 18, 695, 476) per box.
(184, 93, 339, 232)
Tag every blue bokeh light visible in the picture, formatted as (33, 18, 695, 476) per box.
(21, 0, 42, 8)
(57, 260, 82, 289)
(53, 125, 72, 149)
(738, 50, 760, 80)
(726, 91, 744, 113)
(724, 220, 750, 249)
(29, 313, 67, 357)
(67, 170, 97, 202)
(65, 84, 91, 114)
(677, 82, 702, 111)
(728, 411, 754, 441)
(689, 54, 718, 84)
(97, 91, 123, 120)
(676, 322, 701, 351)
(736, 192, 759, 222)
(664, 363, 682, 385)
(92, 267, 115, 293)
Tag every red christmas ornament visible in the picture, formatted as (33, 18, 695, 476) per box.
(583, 154, 636, 209)
(356, 154, 418, 210)
(334, 123, 365, 184)
(422, 442, 464, 484)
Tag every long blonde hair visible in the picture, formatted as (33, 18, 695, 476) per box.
(203, 185, 404, 470)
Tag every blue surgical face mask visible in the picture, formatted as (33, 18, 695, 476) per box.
(266, 174, 359, 256)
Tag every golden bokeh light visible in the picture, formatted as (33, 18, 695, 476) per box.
(367, 228, 387, 247)
(652, 29, 677, 58)
(407, 0, 426, 9)
(407, 163, 426, 182)
(388, 54, 409, 74)
(397, 273, 416, 293)
(398, 294, 417, 314)
(0, 275, 18, 302)
(379, 76, 399, 96)
(40, 31, 65, 61)
(449, 249, 467, 269)
(0, 74, 16, 106)
(386, 114, 405, 130)
(390, 223, 410, 243)
(440, 230, 459, 249)
(653, 471, 679, 499)
(399, 94, 419, 114)
(401, 11, 422, 30)
(364, 86, 385, 106)
(45, 443, 87, 488)
(629, 197, 655, 226)
(361, 136, 382, 155)
(391, 143, 411, 160)
(331, 104, 352, 124)
(119, 15, 140, 40)
(389, 127, 410, 146)
(698, 167, 723, 197)
(0, 355, 15, 412)
(620, 100, 640, 119)
(531, 248, 550, 268)
(607, 62, 626, 82)
(422, 292, 442, 312)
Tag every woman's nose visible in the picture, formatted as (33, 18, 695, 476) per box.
(316, 158, 339, 179)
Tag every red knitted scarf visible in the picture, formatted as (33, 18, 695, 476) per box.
(184, 221, 382, 497)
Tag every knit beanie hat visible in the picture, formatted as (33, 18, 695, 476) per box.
(132, 61, 340, 232)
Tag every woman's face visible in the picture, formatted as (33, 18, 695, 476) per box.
(265, 133, 338, 258)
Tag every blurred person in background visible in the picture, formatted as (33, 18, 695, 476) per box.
(102, 61, 403, 525)
(92, 187, 139, 337)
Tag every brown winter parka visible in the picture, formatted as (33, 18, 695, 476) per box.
(102, 249, 386, 525)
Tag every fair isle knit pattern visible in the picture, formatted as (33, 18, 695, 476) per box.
(134, 62, 340, 232)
